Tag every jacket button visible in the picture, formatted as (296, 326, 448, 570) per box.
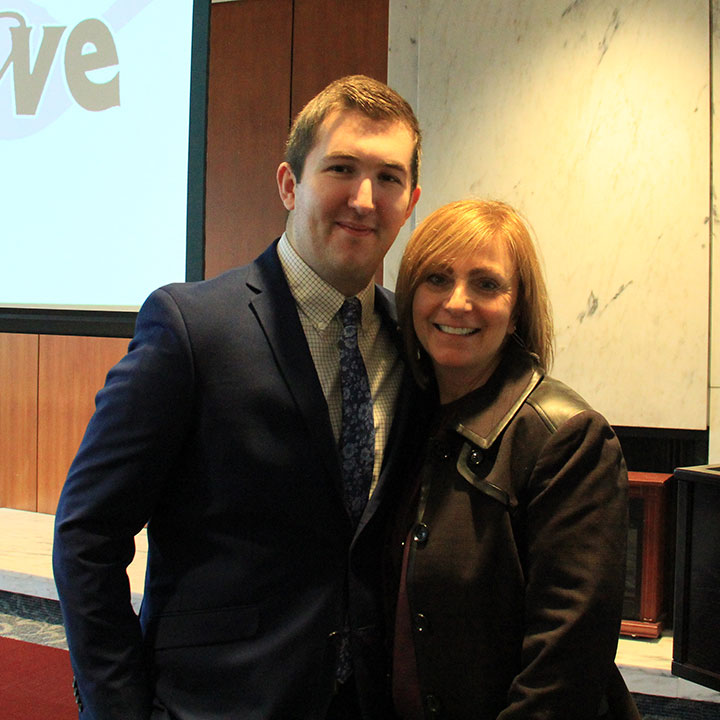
(412, 522, 429, 544)
(414, 612, 431, 633)
(432, 439, 452, 461)
(467, 448, 483, 468)
(425, 694, 442, 714)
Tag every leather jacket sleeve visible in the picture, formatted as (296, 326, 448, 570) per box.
(500, 409, 628, 718)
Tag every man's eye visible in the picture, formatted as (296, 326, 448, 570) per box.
(328, 165, 352, 174)
(380, 173, 401, 184)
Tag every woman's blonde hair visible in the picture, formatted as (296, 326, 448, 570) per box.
(395, 199, 554, 387)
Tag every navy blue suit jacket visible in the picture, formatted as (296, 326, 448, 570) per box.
(53, 241, 416, 719)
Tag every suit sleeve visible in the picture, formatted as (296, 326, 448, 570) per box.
(52, 287, 195, 720)
(499, 410, 628, 719)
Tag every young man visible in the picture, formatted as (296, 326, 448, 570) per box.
(53, 75, 421, 720)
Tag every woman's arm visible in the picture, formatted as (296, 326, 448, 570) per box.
(501, 410, 628, 719)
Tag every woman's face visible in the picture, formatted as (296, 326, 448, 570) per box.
(412, 242, 518, 403)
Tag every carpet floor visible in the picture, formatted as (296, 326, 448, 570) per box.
(1, 591, 720, 718)
(633, 693, 720, 719)
(0, 634, 76, 719)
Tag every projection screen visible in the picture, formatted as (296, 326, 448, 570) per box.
(0, 0, 210, 336)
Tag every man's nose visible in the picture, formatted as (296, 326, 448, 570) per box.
(349, 177, 375, 213)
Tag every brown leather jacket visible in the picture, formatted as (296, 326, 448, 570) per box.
(389, 350, 641, 719)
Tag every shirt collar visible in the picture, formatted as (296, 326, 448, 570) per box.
(277, 233, 376, 332)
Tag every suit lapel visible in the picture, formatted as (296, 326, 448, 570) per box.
(246, 242, 343, 486)
(355, 289, 416, 533)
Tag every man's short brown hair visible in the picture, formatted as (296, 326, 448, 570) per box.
(285, 75, 421, 191)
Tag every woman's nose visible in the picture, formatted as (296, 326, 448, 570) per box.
(444, 283, 470, 311)
(349, 177, 375, 214)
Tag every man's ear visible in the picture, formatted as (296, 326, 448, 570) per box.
(277, 162, 297, 211)
(404, 185, 421, 220)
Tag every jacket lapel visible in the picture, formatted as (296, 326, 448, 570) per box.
(356, 287, 414, 531)
(246, 242, 343, 485)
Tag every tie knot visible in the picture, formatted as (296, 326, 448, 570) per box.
(340, 297, 362, 329)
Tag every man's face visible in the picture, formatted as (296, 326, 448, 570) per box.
(277, 109, 421, 296)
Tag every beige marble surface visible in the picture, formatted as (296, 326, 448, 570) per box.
(0, 507, 147, 612)
(2, 508, 720, 702)
(387, 0, 710, 431)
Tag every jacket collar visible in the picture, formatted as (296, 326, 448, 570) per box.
(447, 350, 544, 450)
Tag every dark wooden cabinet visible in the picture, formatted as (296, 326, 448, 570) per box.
(672, 465, 720, 692)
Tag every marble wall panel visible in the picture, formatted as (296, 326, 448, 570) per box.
(710, 0, 720, 456)
(388, 0, 710, 429)
(385, 0, 420, 286)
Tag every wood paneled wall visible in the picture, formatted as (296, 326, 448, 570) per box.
(36, 336, 129, 513)
(203, 0, 293, 277)
(290, 0, 389, 119)
(0, 334, 38, 511)
(1, 333, 128, 512)
(205, 0, 389, 277)
(1, 0, 389, 514)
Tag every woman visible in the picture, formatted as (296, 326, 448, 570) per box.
(389, 200, 640, 719)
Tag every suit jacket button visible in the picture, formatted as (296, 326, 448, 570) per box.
(412, 522, 429, 544)
(414, 612, 430, 633)
(425, 694, 442, 714)
(72, 676, 83, 710)
(432, 439, 452, 461)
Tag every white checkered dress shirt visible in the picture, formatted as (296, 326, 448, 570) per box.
(277, 234, 403, 495)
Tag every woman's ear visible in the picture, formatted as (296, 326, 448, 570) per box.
(508, 312, 517, 337)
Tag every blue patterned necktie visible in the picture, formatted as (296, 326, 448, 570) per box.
(338, 297, 375, 525)
(336, 297, 375, 683)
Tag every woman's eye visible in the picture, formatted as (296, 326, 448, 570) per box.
(476, 279, 500, 292)
(426, 273, 450, 287)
